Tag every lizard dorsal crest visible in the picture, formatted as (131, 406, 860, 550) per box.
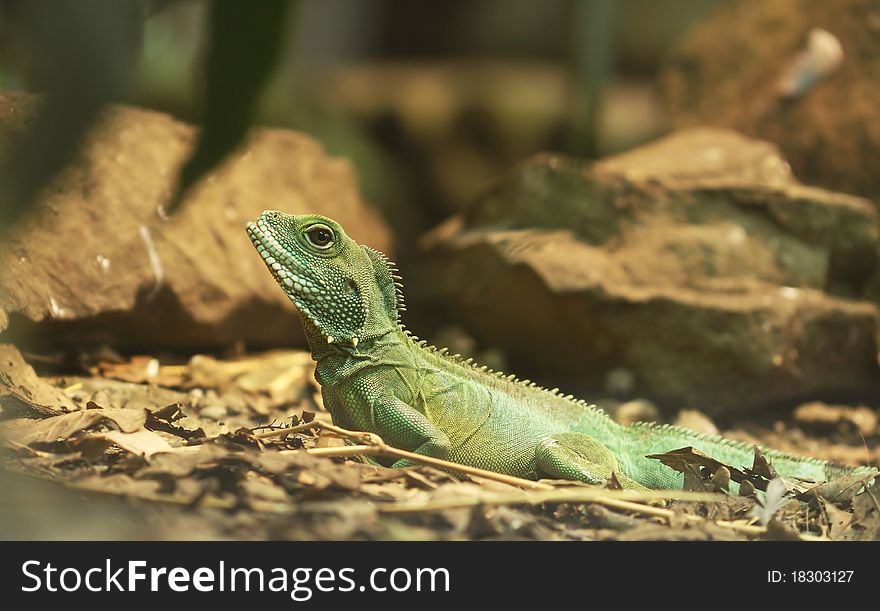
(363, 245, 403, 323)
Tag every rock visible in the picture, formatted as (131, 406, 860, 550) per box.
(420, 129, 880, 413)
(603, 368, 636, 397)
(198, 406, 228, 422)
(674, 409, 720, 437)
(660, 0, 880, 199)
(613, 399, 661, 426)
(793, 401, 878, 436)
(0, 92, 391, 350)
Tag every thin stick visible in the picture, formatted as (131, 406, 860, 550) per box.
(290, 444, 732, 501)
(377, 487, 720, 511)
(262, 420, 552, 490)
(250, 421, 828, 539)
(283, 444, 552, 491)
(253, 420, 352, 440)
(378, 488, 825, 540)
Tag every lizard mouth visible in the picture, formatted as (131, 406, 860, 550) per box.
(246, 217, 317, 301)
(247, 212, 365, 345)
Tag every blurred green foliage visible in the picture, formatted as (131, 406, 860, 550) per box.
(0, 0, 140, 229)
(0, 0, 293, 229)
(170, 0, 290, 211)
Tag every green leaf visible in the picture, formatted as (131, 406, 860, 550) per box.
(0, 0, 141, 230)
(167, 0, 293, 212)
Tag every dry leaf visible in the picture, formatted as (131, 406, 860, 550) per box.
(852, 478, 880, 539)
(647, 446, 750, 485)
(804, 472, 877, 504)
(146, 403, 205, 440)
(0, 344, 74, 416)
(822, 499, 854, 539)
(748, 446, 779, 480)
(0, 408, 147, 445)
(77, 430, 174, 458)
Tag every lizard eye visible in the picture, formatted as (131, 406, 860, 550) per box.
(305, 226, 334, 249)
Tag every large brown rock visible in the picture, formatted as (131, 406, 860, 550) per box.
(0, 92, 391, 350)
(660, 0, 880, 200)
(421, 129, 880, 414)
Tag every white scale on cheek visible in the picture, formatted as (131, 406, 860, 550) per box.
(255, 229, 327, 300)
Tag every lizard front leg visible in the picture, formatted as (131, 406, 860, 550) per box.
(373, 395, 452, 469)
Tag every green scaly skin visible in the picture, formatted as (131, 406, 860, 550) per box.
(247, 211, 877, 490)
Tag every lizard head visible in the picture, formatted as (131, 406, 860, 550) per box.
(246, 211, 401, 348)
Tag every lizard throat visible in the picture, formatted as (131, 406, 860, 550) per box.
(246, 219, 367, 347)
(246, 221, 325, 325)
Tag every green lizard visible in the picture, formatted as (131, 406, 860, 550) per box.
(247, 210, 876, 490)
